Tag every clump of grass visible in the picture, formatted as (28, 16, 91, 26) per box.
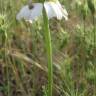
(0, 0, 96, 96)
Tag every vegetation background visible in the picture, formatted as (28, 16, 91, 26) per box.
(0, 0, 96, 96)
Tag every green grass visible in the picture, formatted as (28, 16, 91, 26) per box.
(0, 0, 96, 96)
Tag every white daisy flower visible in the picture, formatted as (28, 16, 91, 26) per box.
(16, 0, 68, 22)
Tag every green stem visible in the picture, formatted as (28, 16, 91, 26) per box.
(92, 14, 96, 96)
(92, 15, 95, 48)
(4, 31, 9, 96)
(43, 7, 53, 96)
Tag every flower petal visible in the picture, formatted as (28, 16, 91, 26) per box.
(29, 3, 43, 20)
(44, 1, 68, 20)
(16, 3, 43, 22)
(16, 5, 31, 20)
(44, 1, 63, 20)
(56, 1, 68, 20)
(50, 2, 63, 19)
(44, 2, 57, 19)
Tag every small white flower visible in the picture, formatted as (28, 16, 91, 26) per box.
(16, 0, 68, 22)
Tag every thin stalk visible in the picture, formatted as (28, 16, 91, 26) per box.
(83, 19, 86, 40)
(3, 29, 10, 96)
(92, 14, 96, 96)
(43, 7, 53, 96)
(92, 15, 95, 48)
